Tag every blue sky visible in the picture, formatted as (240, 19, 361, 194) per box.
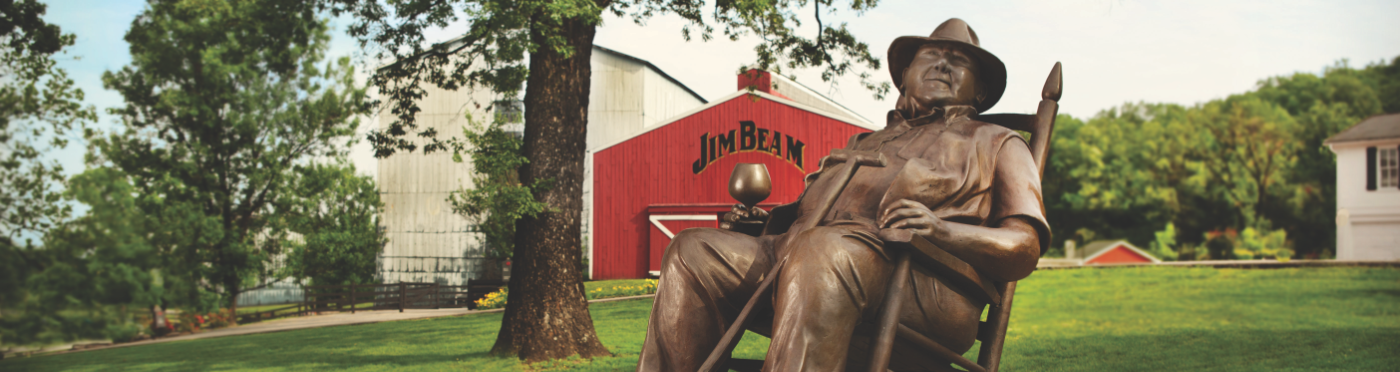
(37, 0, 1400, 182)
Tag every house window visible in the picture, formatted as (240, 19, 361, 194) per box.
(1381, 147, 1400, 189)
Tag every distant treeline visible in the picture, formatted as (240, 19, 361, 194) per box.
(1043, 57, 1400, 260)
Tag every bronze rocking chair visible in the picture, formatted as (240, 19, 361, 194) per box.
(705, 62, 1062, 372)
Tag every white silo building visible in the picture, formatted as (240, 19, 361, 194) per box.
(376, 45, 707, 285)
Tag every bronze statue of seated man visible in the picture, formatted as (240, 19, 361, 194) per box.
(637, 18, 1051, 372)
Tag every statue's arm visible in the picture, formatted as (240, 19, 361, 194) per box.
(881, 205, 1041, 282)
(879, 137, 1049, 282)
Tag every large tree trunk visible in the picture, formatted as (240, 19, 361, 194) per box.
(489, 16, 610, 363)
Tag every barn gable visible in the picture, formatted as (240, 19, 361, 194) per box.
(1080, 240, 1162, 265)
(589, 82, 875, 279)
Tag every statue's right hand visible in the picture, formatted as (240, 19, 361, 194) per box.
(720, 203, 769, 232)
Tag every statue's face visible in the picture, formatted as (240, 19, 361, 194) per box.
(901, 44, 981, 115)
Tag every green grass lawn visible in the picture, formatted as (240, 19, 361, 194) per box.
(235, 303, 303, 315)
(5, 267, 1397, 371)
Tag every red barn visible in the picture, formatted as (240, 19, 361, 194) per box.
(589, 71, 875, 279)
(1079, 240, 1162, 265)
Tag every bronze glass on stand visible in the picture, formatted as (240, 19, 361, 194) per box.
(727, 163, 771, 236)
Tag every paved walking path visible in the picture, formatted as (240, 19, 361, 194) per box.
(25, 294, 657, 358)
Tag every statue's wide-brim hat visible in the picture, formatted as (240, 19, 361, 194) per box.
(888, 18, 1007, 113)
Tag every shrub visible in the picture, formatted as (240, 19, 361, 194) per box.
(475, 288, 508, 310)
(1149, 223, 1180, 261)
(1203, 229, 1238, 259)
(174, 312, 198, 333)
(1234, 227, 1292, 260)
(104, 322, 145, 343)
(203, 309, 234, 329)
(173, 309, 237, 333)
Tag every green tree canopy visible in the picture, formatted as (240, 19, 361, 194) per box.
(1044, 56, 1400, 260)
(1, 0, 97, 343)
(97, 0, 370, 313)
(1, 0, 95, 245)
(275, 162, 386, 288)
(3, 167, 173, 345)
(447, 115, 548, 263)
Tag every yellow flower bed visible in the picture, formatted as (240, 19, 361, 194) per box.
(586, 279, 658, 300)
(474, 279, 659, 310)
(474, 288, 508, 310)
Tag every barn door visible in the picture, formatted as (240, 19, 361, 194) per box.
(646, 214, 719, 276)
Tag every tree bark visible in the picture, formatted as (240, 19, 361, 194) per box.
(489, 15, 610, 363)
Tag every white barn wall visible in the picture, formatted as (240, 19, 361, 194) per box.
(377, 79, 497, 286)
(642, 68, 707, 128)
(587, 52, 646, 147)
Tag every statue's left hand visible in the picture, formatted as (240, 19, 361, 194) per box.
(878, 199, 943, 236)
(720, 203, 770, 236)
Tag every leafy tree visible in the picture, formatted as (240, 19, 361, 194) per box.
(277, 162, 386, 288)
(0, 0, 96, 342)
(1044, 58, 1400, 260)
(1049, 97, 1299, 258)
(328, 0, 890, 361)
(1, 0, 95, 302)
(1367, 56, 1400, 114)
(1190, 96, 1299, 231)
(97, 0, 369, 314)
(447, 116, 547, 265)
(0, 0, 94, 243)
(2, 167, 169, 344)
(1043, 104, 1208, 250)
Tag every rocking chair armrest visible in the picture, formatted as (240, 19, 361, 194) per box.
(879, 229, 1002, 306)
(761, 202, 801, 236)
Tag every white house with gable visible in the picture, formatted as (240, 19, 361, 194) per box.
(1326, 113, 1400, 260)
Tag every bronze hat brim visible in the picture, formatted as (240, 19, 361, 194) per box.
(887, 36, 1008, 113)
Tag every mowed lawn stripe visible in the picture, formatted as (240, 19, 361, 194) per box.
(4, 267, 1396, 371)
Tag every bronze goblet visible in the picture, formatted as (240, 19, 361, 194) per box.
(729, 163, 772, 208)
(727, 163, 771, 235)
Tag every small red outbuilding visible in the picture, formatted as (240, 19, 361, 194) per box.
(1078, 240, 1162, 265)
(589, 71, 874, 279)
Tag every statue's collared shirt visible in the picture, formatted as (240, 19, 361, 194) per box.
(790, 106, 1051, 258)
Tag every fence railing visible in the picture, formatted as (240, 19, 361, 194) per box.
(236, 280, 505, 324)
